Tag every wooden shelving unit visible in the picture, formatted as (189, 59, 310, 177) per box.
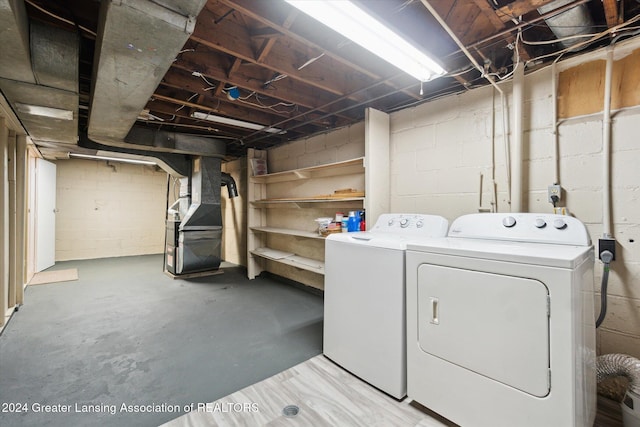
(246, 149, 365, 284)
(251, 157, 364, 184)
(245, 108, 390, 289)
(250, 247, 325, 275)
(250, 226, 325, 240)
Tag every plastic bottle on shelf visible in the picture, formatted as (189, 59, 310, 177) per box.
(347, 211, 359, 232)
(359, 210, 366, 231)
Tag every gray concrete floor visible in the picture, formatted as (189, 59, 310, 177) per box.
(0, 255, 324, 427)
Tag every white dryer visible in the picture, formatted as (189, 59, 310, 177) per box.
(406, 213, 596, 427)
(324, 213, 448, 399)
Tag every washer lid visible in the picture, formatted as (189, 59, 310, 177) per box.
(326, 231, 409, 250)
(407, 238, 593, 269)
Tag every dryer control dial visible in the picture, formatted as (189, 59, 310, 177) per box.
(534, 218, 547, 228)
(387, 219, 394, 226)
(416, 220, 424, 228)
(502, 216, 516, 228)
(400, 218, 409, 228)
(553, 218, 567, 229)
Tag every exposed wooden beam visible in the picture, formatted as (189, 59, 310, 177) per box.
(469, 0, 532, 60)
(192, 7, 370, 98)
(497, 0, 555, 23)
(227, 58, 243, 79)
(151, 93, 327, 132)
(256, 10, 297, 64)
(217, 0, 422, 101)
(602, 0, 621, 27)
(471, 0, 507, 29)
(171, 55, 360, 122)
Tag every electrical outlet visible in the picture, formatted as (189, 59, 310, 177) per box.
(598, 238, 616, 261)
(548, 184, 561, 204)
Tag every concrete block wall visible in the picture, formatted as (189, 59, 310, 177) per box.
(55, 158, 168, 261)
(267, 122, 365, 173)
(261, 40, 640, 358)
(388, 43, 640, 359)
(263, 123, 365, 288)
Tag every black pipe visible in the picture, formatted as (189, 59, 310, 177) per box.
(221, 172, 238, 198)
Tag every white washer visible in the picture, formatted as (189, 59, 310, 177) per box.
(324, 213, 448, 399)
(406, 213, 596, 426)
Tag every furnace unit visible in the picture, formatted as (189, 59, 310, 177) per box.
(164, 156, 238, 276)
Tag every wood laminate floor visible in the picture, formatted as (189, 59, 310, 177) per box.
(163, 355, 624, 427)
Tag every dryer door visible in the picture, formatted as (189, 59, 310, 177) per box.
(417, 264, 550, 397)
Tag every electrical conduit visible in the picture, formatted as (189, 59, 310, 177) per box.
(511, 61, 524, 212)
(602, 47, 614, 238)
(420, 0, 513, 211)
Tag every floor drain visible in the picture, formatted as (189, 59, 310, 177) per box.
(282, 404, 300, 417)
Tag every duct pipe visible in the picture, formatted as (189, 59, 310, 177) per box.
(221, 173, 238, 198)
(597, 354, 640, 426)
(511, 61, 524, 212)
(538, 0, 595, 51)
(602, 47, 614, 238)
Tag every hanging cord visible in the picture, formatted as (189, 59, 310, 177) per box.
(595, 250, 614, 328)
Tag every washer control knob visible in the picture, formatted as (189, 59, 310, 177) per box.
(502, 216, 517, 228)
(400, 218, 409, 228)
(534, 218, 547, 228)
(553, 218, 567, 229)
(388, 219, 394, 226)
(416, 220, 424, 228)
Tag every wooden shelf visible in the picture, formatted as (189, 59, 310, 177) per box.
(251, 157, 364, 183)
(251, 248, 325, 275)
(251, 197, 364, 208)
(251, 226, 325, 240)
(246, 149, 366, 283)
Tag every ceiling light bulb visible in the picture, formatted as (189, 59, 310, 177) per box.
(14, 103, 74, 120)
(285, 0, 445, 81)
(191, 111, 285, 134)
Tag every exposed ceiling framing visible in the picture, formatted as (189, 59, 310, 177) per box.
(2, 0, 640, 160)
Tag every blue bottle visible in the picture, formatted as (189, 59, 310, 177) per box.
(347, 211, 359, 232)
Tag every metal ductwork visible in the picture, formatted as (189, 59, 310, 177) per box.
(77, 132, 192, 177)
(0, 0, 34, 83)
(0, 2, 79, 145)
(165, 156, 238, 276)
(597, 353, 640, 427)
(538, 0, 595, 51)
(88, 0, 206, 143)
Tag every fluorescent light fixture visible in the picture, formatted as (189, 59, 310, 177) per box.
(191, 111, 284, 134)
(69, 153, 156, 165)
(14, 103, 73, 120)
(285, 0, 445, 81)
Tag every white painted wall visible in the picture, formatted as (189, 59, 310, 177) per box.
(388, 47, 640, 358)
(55, 158, 168, 261)
(267, 122, 365, 173)
(263, 42, 640, 358)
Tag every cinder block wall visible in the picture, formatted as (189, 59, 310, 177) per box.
(267, 121, 365, 172)
(389, 45, 640, 358)
(55, 158, 168, 260)
(263, 122, 365, 289)
(262, 41, 640, 358)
